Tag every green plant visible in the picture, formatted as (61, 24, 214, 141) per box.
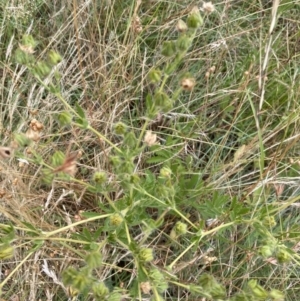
(1, 1, 300, 300)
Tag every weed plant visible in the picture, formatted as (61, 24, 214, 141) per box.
(0, 1, 300, 301)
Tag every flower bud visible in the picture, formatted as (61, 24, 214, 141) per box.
(149, 268, 168, 293)
(109, 213, 123, 227)
(29, 119, 43, 133)
(269, 289, 284, 301)
(157, 185, 172, 198)
(176, 35, 192, 51)
(93, 171, 107, 185)
(175, 221, 188, 235)
(198, 274, 226, 299)
(248, 280, 268, 299)
(33, 61, 51, 78)
(209, 65, 216, 73)
(110, 155, 122, 167)
(187, 6, 203, 29)
(161, 41, 177, 57)
(275, 248, 291, 264)
(0, 243, 14, 260)
(258, 245, 273, 258)
(47, 50, 62, 66)
(51, 151, 65, 167)
(262, 216, 276, 228)
(160, 167, 172, 179)
(58, 111, 72, 126)
(62, 267, 91, 292)
(18, 35, 37, 55)
(113, 122, 127, 136)
(21, 35, 37, 49)
(92, 282, 109, 298)
(130, 173, 140, 184)
(139, 248, 154, 262)
(148, 69, 162, 83)
(15, 49, 35, 65)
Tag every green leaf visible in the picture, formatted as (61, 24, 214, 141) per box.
(31, 240, 44, 252)
(82, 227, 93, 242)
(184, 174, 202, 190)
(75, 117, 89, 129)
(229, 197, 250, 220)
(123, 131, 137, 149)
(22, 221, 40, 234)
(145, 93, 157, 116)
(75, 102, 86, 119)
(74, 102, 89, 128)
(57, 111, 73, 126)
(146, 156, 168, 164)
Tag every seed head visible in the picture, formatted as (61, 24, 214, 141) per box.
(181, 78, 196, 91)
(202, 2, 215, 14)
(26, 128, 41, 142)
(176, 19, 188, 32)
(131, 15, 143, 33)
(209, 65, 216, 73)
(144, 130, 157, 146)
(140, 282, 151, 294)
